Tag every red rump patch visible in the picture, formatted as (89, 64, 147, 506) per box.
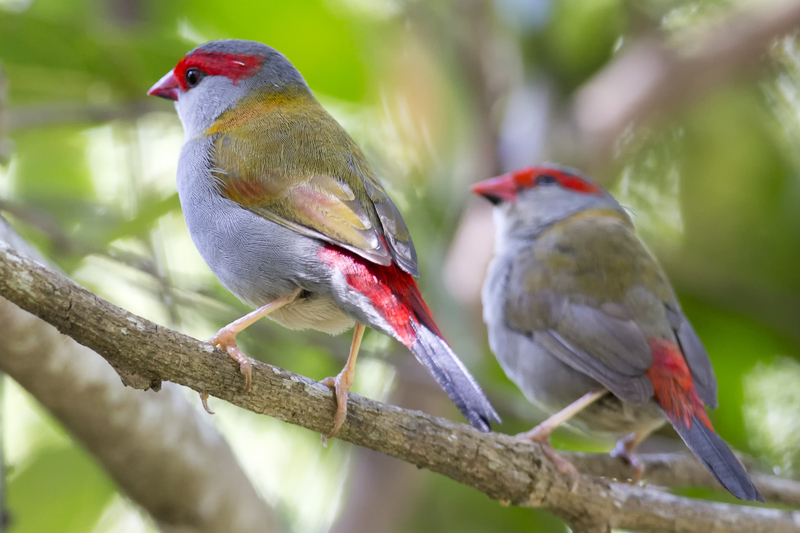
(174, 51, 264, 90)
(646, 338, 713, 431)
(317, 244, 442, 347)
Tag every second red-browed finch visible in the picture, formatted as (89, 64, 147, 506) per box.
(473, 164, 762, 501)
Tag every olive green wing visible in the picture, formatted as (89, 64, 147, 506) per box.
(503, 215, 666, 403)
(209, 98, 418, 274)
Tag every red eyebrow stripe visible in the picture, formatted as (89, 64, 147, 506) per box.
(174, 51, 264, 89)
(509, 167, 602, 196)
(555, 173, 602, 195)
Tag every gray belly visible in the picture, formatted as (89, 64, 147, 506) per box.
(177, 157, 353, 335)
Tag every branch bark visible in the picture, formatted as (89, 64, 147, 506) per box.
(0, 221, 280, 533)
(566, 451, 800, 508)
(0, 242, 797, 533)
(574, 0, 800, 171)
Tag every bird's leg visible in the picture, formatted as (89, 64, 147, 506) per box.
(202, 289, 301, 413)
(321, 323, 366, 445)
(516, 389, 609, 492)
(610, 427, 657, 484)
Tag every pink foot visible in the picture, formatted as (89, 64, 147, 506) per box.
(517, 425, 580, 492)
(208, 328, 253, 393)
(320, 370, 353, 446)
(611, 433, 645, 484)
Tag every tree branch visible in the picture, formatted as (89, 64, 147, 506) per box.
(0, 242, 797, 533)
(0, 222, 280, 533)
(574, 0, 800, 170)
(566, 451, 800, 508)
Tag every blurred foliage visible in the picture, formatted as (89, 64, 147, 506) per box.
(406, 473, 569, 533)
(540, 0, 626, 89)
(1, 0, 800, 532)
(2, 381, 117, 533)
(8, 447, 115, 533)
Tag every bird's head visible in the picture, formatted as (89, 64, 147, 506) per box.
(148, 40, 309, 137)
(472, 165, 624, 240)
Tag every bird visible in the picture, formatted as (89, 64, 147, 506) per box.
(147, 39, 500, 441)
(473, 164, 763, 501)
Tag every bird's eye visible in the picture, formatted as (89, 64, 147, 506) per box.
(185, 68, 204, 88)
(535, 175, 558, 185)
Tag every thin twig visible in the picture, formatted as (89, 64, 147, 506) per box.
(566, 451, 800, 507)
(0, 242, 797, 533)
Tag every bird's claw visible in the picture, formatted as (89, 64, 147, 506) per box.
(234, 350, 253, 393)
(200, 392, 215, 415)
(542, 443, 580, 492)
(519, 424, 551, 443)
(208, 329, 253, 393)
(320, 371, 352, 445)
(517, 426, 580, 492)
(611, 433, 645, 484)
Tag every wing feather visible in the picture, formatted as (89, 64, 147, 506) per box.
(501, 213, 702, 406)
(208, 91, 418, 272)
(667, 306, 718, 408)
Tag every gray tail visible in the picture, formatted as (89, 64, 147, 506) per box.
(672, 416, 764, 502)
(411, 324, 501, 432)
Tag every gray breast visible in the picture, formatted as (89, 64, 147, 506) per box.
(175, 137, 352, 334)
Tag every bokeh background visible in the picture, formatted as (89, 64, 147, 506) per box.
(1, 0, 800, 531)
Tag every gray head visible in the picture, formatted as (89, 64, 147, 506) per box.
(472, 164, 626, 246)
(147, 39, 309, 137)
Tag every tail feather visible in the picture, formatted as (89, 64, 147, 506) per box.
(412, 324, 501, 432)
(647, 338, 763, 502)
(317, 244, 499, 431)
(672, 416, 764, 502)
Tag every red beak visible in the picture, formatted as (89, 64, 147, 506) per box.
(147, 70, 181, 101)
(471, 174, 518, 204)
